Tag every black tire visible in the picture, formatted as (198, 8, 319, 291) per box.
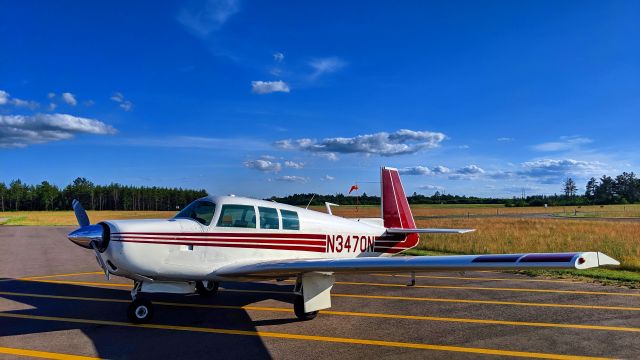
(294, 295, 318, 321)
(127, 297, 154, 324)
(195, 281, 219, 297)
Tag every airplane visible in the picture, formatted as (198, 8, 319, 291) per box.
(67, 167, 620, 323)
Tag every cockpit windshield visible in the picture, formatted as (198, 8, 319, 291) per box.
(174, 200, 216, 226)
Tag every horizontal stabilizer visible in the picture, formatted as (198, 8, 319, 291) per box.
(216, 251, 619, 278)
(386, 228, 475, 234)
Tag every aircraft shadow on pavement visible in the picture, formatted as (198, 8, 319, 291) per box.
(0, 278, 300, 359)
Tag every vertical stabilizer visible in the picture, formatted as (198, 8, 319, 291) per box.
(381, 167, 416, 229)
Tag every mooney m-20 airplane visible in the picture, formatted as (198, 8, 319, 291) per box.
(68, 167, 619, 323)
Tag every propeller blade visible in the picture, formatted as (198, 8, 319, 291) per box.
(90, 241, 110, 280)
(72, 199, 90, 227)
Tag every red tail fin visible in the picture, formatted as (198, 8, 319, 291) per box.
(381, 167, 416, 229)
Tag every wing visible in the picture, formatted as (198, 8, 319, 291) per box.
(216, 252, 619, 278)
(386, 228, 475, 234)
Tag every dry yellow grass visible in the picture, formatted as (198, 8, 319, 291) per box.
(0, 211, 174, 226)
(412, 218, 640, 271)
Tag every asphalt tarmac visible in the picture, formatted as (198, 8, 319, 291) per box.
(1, 226, 639, 359)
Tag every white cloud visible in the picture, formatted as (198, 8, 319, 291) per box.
(457, 164, 485, 175)
(0, 113, 117, 148)
(276, 129, 446, 157)
(178, 0, 239, 36)
(0, 90, 39, 109)
(273, 52, 284, 62)
(399, 166, 431, 175)
(48, 103, 57, 111)
(244, 159, 282, 173)
(47, 92, 56, 99)
(62, 92, 77, 106)
(251, 80, 290, 94)
(532, 136, 592, 152)
(497, 137, 514, 142)
(110, 92, 133, 111)
(0, 90, 9, 105)
(284, 160, 304, 169)
(432, 165, 450, 174)
(518, 159, 603, 180)
(276, 175, 307, 183)
(309, 57, 346, 78)
(322, 175, 335, 181)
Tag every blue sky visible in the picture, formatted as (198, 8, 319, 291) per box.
(1, 0, 638, 198)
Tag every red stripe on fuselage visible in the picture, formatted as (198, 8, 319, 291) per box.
(112, 239, 326, 252)
(113, 232, 326, 240)
(113, 235, 326, 246)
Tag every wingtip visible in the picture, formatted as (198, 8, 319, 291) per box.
(597, 252, 620, 266)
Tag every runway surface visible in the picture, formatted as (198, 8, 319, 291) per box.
(1, 226, 639, 359)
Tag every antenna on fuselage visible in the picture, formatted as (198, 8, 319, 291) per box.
(305, 193, 316, 209)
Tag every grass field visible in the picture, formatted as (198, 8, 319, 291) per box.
(2, 205, 639, 284)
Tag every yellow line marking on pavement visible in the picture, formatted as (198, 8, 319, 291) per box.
(333, 281, 640, 297)
(19, 272, 104, 281)
(330, 293, 640, 311)
(0, 346, 100, 360)
(2, 291, 639, 333)
(14, 280, 640, 311)
(18, 279, 132, 288)
(371, 273, 577, 284)
(0, 313, 611, 359)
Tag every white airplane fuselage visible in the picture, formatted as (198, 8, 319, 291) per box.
(100, 195, 416, 283)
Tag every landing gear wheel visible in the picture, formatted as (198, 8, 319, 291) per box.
(127, 297, 154, 324)
(196, 280, 219, 297)
(294, 295, 318, 321)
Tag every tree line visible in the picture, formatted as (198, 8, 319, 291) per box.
(0, 178, 208, 211)
(272, 171, 640, 207)
(1, 171, 638, 212)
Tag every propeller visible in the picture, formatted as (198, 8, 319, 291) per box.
(67, 199, 110, 280)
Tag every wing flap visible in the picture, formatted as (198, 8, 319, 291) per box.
(387, 228, 476, 234)
(216, 252, 619, 277)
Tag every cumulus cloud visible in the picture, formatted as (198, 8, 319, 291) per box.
(276, 129, 446, 157)
(432, 165, 450, 174)
(457, 164, 485, 175)
(322, 175, 335, 181)
(178, 0, 239, 36)
(309, 57, 346, 78)
(62, 92, 77, 106)
(276, 175, 307, 183)
(284, 160, 304, 169)
(532, 136, 592, 152)
(251, 80, 290, 94)
(0, 113, 117, 148)
(0, 90, 9, 105)
(244, 159, 282, 173)
(399, 166, 431, 175)
(273, 52, 284, 62)
(110, 92, 133, 111)
(0, 90, 39, 109)
(518, 159, 603, 178)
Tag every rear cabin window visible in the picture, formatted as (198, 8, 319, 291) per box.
(217, 205, 256, 228)
(259, 207, 280, 229)
(174, 200, 216, 226)
(281, 210, 300, 230)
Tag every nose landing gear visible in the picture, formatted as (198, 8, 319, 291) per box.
(128, 282, 153, 323)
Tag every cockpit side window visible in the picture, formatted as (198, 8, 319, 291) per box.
(217, 205, 257, 228)
(174, 200, 216, 226)
(281, 209, 300, 230)
(258, 207, 280, 229)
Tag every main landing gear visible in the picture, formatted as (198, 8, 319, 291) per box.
(195, 280, 219, 296)
(293, 277, 320, 321)
(126, 280, 220, 323)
